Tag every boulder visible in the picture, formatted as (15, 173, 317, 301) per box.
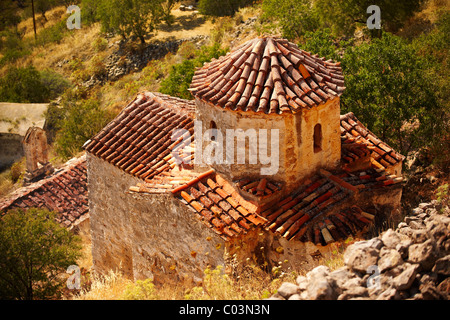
(432, 255, 450, 276)
(391, 263, 419, 291)
(378, 247, 403, 272)
(296, 275, 308, 291)
(376, 286, 400, 300)
(338, 286, 368, 300)
(408, 239, 438, 271)
(344, 240, 380, 273)
(380, 229, 401, 249)
(276, 282, 299, 299)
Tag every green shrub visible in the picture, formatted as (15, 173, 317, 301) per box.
(0, 65, 49, 103)
(0, 208, 82, 300)
(55, 97, 114, 159)
(9, 160, 24, 183)
(159, 43, 228, 99)
(122, 279, 157, 300)
(39, 69, 72, 100)
(0, 47, 31, 66)
(198, 0, 253, 17)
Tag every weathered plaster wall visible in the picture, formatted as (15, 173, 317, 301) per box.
(87, 153, 138, 278)
(128, 192, 226, 284)
(194, 97, 341, 195)
(87, 153, 226, 283)
(195, 98, 288, 185)
(295, 97, 342, 183)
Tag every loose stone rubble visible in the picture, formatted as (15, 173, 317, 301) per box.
(269, 200, 450, 300)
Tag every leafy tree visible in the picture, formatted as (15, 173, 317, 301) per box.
(341, 32, 444, 157)
(56, 96, 114, 159)
(261, 0, 320, 40)
(0, 208, 82, 300)
(198, 0, 253, 17)
(298, 28, 342, 62)
(160, 43, 228, 99)
(80, 0, 101, 25)
(314, 0, 424, 36)
(0, 65, 49, 103)
(97, 0, 164, 44)
(410, 12, 450, 170)
(261, 0, 425, 39)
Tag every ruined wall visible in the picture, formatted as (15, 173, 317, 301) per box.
(87, 153, 226, 283)
(226, 184, 403, 275)
(0, 133, 23, 170)
(128, 192, 226, 284)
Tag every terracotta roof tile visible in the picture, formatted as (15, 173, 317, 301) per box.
(169, 161, 402, 244)
(235, 177, 282, 198)
(172, 170, 268, 240)
(0, 155, 88, 229)
(260, 167, 402, 244)
(189, 37, 345, 114)
(340, 112, 405, 171)
(85, 92, 196, 185)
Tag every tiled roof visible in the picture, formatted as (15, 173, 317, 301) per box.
(169, 166, 403, 243)
(235, 177, 282, 199)
(171, 170, 267, 241)
(340, 112, 405, 170)
(260, 168, 403, 245)
(0, 155, 88, 229)
(189, 37, 345, 114)
(84, 92, 196, 182)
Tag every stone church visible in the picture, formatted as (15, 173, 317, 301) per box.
(84, 37, 404, 283)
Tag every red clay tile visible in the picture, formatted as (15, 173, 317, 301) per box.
(0, 155, 88, 230)
(189, 37, 345, 114)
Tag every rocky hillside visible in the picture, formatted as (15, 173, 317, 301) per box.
(270, 200, 449, 300)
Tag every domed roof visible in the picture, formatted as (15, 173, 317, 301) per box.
(189, 37, 345, 114)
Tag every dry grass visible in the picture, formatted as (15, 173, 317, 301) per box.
(18, 6, 67, 41)
(73, 265, 298, 300)
(71, 239, 301, 300)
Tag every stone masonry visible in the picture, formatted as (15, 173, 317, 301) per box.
(270, 200, 450, 300)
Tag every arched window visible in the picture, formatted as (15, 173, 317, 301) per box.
(313, 123, 322, 153)
(210, 121, 217, 141)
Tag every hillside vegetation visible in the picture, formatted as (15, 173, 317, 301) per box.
(0, 0, 448, 300)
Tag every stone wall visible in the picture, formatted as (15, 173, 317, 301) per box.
(194, 97, 341, 196)
(270, 200, 450, 300)
(295, 97, 341, 186)
(82, 35, 209, 87)
(87, 153, 226, 283)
